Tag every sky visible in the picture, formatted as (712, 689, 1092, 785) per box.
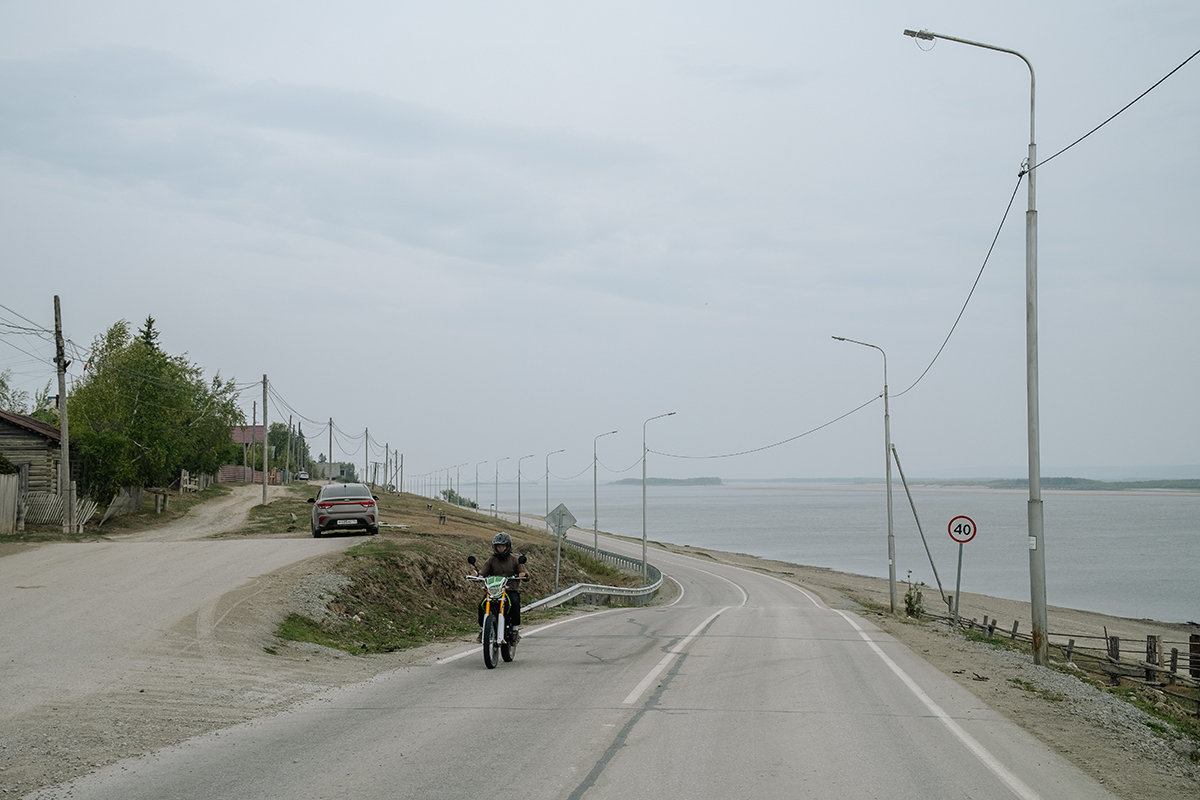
(1, 1, 1197, 485)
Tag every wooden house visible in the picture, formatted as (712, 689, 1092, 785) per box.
(0, 409, 66, 494)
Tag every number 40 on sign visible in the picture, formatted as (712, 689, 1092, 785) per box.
(948, 515, 976, 544)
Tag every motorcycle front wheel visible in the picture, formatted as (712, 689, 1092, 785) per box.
(482, 615, 499, 669)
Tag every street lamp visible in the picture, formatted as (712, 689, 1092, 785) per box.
(517, 454, 534, 525)
(545, 449, 565, 534)
(594, 430, 618, 553)
(494, 457, 509, 517)
(833, 336, 896, 614)
(903, 27, 1048, 665)
(643, 412, 676, 581)
(453, 463, 466, 500)
(475, 460, 488, 509)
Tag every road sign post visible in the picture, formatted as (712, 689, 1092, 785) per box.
(948, 515, 976, 631)
(547, 503, 576, 592)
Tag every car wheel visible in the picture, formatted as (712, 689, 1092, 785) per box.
(367, 527, 379, 536)
(312, 527, 321, 538)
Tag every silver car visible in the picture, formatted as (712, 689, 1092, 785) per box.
(308, 483, 380, 537)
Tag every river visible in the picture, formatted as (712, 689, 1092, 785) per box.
(470, 478, 1199, 624)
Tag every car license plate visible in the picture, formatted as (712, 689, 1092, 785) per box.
(336, 519, 357, 525)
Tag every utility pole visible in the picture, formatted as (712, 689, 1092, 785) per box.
(285, 414, 293, 482)
(329, 418, 333, 481)
(384, 444, 389, 491)
(399, 454, 403, 495)
(364, 427, 369, 486)
(261, 375, 268, 505)
(251, 401, 257, 473)
(53, 296, 74, 534)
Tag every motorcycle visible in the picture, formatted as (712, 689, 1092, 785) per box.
(466, 554, 527, 669)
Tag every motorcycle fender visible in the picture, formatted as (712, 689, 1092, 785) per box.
(496, 612, 505, 637)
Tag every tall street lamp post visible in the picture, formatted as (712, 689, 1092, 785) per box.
(833, 336, 896, 614)
(475, 460, 488, 509)
(642, 412, 676, 582)
(517, 454, 534, 526)
(594, 430, 617, 553)
(545, 449, 565, 534)
(494, 457, 509, 517)
(454, 463, 466, 497)
(903, 27, 1047, 664)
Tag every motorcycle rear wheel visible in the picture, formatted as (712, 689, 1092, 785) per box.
(482, 615, 499, 669)
(500, 637, 514, 662)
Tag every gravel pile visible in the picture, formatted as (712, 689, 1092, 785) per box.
(287, 571, 350, 625)
(948, 632, 1199, 783)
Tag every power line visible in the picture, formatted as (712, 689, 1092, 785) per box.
(1029, 44, 1200, 176)
(650, 393, 880, 460)
(894, 175, 1024, 399)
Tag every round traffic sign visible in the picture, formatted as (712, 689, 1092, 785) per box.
(948, 515, 977, 544)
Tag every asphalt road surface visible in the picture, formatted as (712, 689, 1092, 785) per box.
(27, 530, 1118, 800)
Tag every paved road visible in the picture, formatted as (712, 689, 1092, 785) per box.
(30, 529, 1117, 800)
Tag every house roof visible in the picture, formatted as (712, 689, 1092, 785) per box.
(0, 409, 62, 442)
(231, 425, 263, 445)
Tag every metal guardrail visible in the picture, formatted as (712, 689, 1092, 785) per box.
(524, 540, 663, 612)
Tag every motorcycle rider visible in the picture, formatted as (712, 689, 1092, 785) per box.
(475, 532, 528, 639)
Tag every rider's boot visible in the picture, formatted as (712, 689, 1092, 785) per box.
(510, 625, 521, 644)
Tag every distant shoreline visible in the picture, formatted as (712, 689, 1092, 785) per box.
(610, 477, 722, 487)
(609, 476, 1199, 492)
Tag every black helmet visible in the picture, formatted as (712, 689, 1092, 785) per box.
(492, 532, 512, 556)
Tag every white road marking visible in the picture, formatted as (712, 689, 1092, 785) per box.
(750, 567, 1044, 800)
(436, 607, 627, 664)
(622, 606, 731, 706)
(689, 567, 748, 606)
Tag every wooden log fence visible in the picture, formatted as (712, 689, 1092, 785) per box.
(920, 607, 1200, 718)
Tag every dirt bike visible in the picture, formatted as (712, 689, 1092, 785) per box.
(466, 554, 526, 669)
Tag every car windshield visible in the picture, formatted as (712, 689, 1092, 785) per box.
(318, 484, 372, 500)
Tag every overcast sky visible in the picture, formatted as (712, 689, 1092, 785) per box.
(1, 1, 1197, 484)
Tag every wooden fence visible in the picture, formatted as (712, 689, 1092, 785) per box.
(21, 491, 99, 528)
(179, 469, 214, 493)
(0, 473, 17, 535)
(922, 606, 1200, 718)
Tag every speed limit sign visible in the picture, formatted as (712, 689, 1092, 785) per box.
(948, 515, 977, 544)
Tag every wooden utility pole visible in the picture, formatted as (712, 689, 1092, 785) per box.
(251, 402, 257, 472)
(285, 414, 293, 481)
(364, 427, 369, 486)
(328, 418, 333, 480)
(261, 375, 268, 505)
(53, 296, 74, 534)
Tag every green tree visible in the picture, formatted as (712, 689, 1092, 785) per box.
(0, 368, 31, 413)
(68, 319, 244, 501)
(0, 370, 55, 424)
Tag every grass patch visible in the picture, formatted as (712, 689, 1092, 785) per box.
(1009, 677, 1065, 702)
(961, 627, 1029, 653)
(272, 491, 646, 655)
(1107, 686, 1200, 744)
